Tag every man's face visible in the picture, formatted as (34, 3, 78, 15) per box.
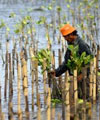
(64, 34, 76, 43)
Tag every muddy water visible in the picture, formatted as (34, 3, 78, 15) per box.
(0, 0, 100, 120)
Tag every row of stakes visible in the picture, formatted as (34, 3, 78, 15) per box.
(0, 39, 99, 120)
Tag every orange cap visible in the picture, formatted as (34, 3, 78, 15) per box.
(60, 24, 76, 36)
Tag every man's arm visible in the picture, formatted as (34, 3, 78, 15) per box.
(55, 49, 71, 77)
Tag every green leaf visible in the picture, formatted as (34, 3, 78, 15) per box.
(48, 5, 52, 10)
(67, 4, 70, 8)
(0, 20, 5, 28)
(78, 99, 84, 104)
(9, 12, 16, 18)
(14, 29, 20, 34)
(56, 6, 62, 11)
(51, 99, 62, 104)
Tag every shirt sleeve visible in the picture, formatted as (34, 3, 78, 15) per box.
(79, 42, 92, 56)
(55, 49, 71, 77)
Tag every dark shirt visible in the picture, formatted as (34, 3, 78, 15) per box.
(55, 35, 92, 77)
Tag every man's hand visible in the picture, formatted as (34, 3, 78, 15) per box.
(48, 70, 56, 77)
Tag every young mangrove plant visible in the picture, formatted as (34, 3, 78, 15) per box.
(36, 16, 52, 50)
(67, 45, 93, 74)
(0, 19, 10, 38)
(32, 48, 52, 73)
(14, 15, 32, 35)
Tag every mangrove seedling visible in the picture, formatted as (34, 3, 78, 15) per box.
(32, 48, 52, 73)
(66, 45, 93, 74)
(0, 19, 10, 38)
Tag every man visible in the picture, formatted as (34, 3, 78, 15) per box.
(51, 24, 92, 81)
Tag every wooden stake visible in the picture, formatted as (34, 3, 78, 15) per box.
(9, 53, 13, 97)
(65, 71, 70, 120)
(51, 106, 55, 120)
(69, 76, 74, 105)
(8, 53, 13, 120)
(47, 87, 51, 120)
(93, 57, 97, 102)
(8, 102, 14, 120)
(43, 59, 47, 105)
(51, 51, 55, 69)
(37, 93, 41, 120)
(82, 107, 86, 120)
(29, 47, 35, 111)
(21, 51, 29, 118)
(12, 49, 15, 80)
(82, 67, 87, 101)
(17, 53, 23, 120)
(89, 61, 93, 99)
(34, 60, 39, 104)
(4, 51, 8, 100)
(0, 78, 2, 118)
(74, 69, 78, 106)
(57, 113, 61, 120)
(58, 49, 62, 90)
(1, 112, 5, 120)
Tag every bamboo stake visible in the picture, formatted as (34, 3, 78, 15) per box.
(8, 102, 13, 120)
(61, 37, 65, 53)
(21, 51, 29, 118)
(65, 71, 70, 120)
(82, 107, 86, 120)
(0, 77, 2, 119)
(45, 23, 51, 50)
(58, 49, 62, 90)
(19, 37, 22, 49)
(30, 22, 35, 48)
(25, 36, 28, 49)
(6, 39, 9, 52)
(0, 112, 5, 120)
(74, 69, 78, 106)
(69, 75, 74, 106)
(57, 113, 61, 120)
(16, 53, 23, 120)
(62, 79, 65, 120)
(34, 60, 39, 104)
(37, 93, 41, 120)
(57, 8, 61, 44)
(93, 56, 97, 102)
(12, 49, 15, 80)
(51, 51, 57, 98)
(29, 47, 35, 111)
(87, 103, 92, 119)
(96, 45, 99, 72)
(89, 61, 93, 99)
(51, 51, 55, 69)
(46, 87, 51, 120)
(51, 105, 55, 120)
(22, 60, 29, 114)
(43, 59, 47, 105)
(82, 67, 87, 101)
(4, 51, 8, 100)
(96, 46, 99, 96)
(9, 53, 13, 99)
(8, 53, 13, 120)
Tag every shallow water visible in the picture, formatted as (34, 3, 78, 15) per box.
(0, 0, 100, 119)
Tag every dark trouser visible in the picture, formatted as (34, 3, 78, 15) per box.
(78, 78, 89, 100)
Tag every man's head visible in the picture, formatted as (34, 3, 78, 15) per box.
(60, 24, 77, 43)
